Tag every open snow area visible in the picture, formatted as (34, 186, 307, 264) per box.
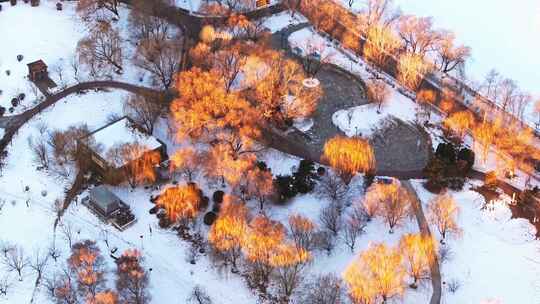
(412, 180, 540, 303)
(1, 1, 540, 303)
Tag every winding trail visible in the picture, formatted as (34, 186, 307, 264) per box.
(0, 81, 167, 152)
(401, 180, 442, 304)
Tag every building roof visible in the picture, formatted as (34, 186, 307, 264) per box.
(27, 60, 47, 71)
(86, 117, 163, 168)
(88, 186, 121, 216)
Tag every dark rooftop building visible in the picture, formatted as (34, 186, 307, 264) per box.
(82, 186, 136, 231)
(27, 60, 48, 81)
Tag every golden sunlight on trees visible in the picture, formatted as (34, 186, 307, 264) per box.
(364, 25, 401, 70)
(416, 89, 436, 119)
(427, 192, 460, 243)
(366, 78, 390, 112)
(243, 215, 286, 290)
(252, 50, 322, 128)
(208, 196, 249, 270)
(343, 243, 406, 304)
(204, 143, 257, 187)
(106, 143, 161, 188)
(397, 52, 433, 91)
(397, 15, 441, 57)
(89, 291, 118, 304)
(169, 147, 202, 182)
(363, 182, 411, 232)
(269, 244, 311, 301)
(170, 68, 259, 143)
(434, 32, 471, 74)
(323, 136, 375, 184)
(288, 214, 316, 252)
(244, 167, 274, 210)
(156, 184, 201, 223)
(67, 241, 106, 300)
(472, 118, 500, 164)
(443, 111, 476, 141)
(398, 233, 436, 289)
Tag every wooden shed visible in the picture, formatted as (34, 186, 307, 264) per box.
(27, 60, 48, 81)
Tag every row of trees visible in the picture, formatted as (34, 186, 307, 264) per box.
(344, 235, 435, 303)
(46, 240, 150, 304)
(444, 110, 540, 182)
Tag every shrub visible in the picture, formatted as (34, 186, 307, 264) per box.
(158, 217, 171, 228)
(0, 107, 5, 117)
(18, 93, 25, 101)
(274, 175, 298, 202)
(16, 55, 23, 62)
(212, 190, 224, 203)
(10, 98, 18, 107)
(203, 212, 217, 226)
(293, 159, 317, 194)
(199, 196, 209, 211)
(457, 148, 475, 172)
(435, 142, 456, 163)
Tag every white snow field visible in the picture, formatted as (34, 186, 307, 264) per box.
(1, 1, 540, 303)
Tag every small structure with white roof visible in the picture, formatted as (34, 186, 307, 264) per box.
(78, 116, 167, 184)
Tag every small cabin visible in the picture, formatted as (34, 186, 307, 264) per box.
(78, 116, 168, 185)
(27, 60, 48, 81)
(82, 186, 136, 230)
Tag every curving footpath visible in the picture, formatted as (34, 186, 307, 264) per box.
(0, 81, 167, 152)
(401, 180, 442, 304)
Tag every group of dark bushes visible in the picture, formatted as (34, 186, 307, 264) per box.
(274, 160, 325, 203)
(423, 142, 475, 192)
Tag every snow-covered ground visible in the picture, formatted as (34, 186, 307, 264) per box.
(411, 180, 540, 304)
(1, 3, 540, 304)
(0, 2, 153, 115)
(262, 10, 308, 33)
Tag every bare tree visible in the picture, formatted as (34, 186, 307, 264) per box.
(366, 78, 390, 112)
(283, 0, 303, 17)
(123, 93, 163, 135)
(77, 21, 123, 78)
(188, 285, 212, 304)
(434, 31, 471, 74)
(48, 242, 62, 264)
(0, 275, 12, 298)
(77, 0, 120, 23)
(60, 222, 76, 249)
(28, 135, 50, 170)
(212, 44, 248, 92)
(397, 15, 442, 57)
(30, 248, 50, 287)
(317, 172, 348, 207)
(2, 246, 29, 281)
(288, 214, 316, 252)
(116, 250, 150, 304)
(319, 202, 342, 236)
(358, 0, 401, 31)
(302, 273, 344, 304)
(342, 210, 367, 252)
